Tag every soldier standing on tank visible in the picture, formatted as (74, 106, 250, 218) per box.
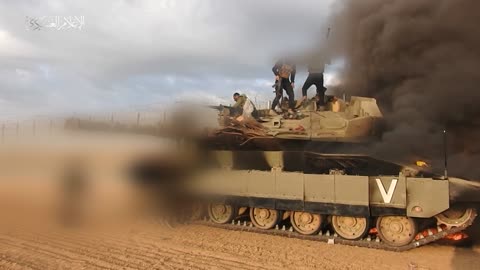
(270, 58, 296, 115)
(301, 52, 330, 107)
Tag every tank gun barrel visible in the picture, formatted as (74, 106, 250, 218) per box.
(206, 104, 233, 111)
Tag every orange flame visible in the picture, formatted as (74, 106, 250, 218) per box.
(416, 160, 428, 167)
(444, 232, 469, 241)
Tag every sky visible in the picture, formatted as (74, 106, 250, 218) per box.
(0, 0, 337, 121)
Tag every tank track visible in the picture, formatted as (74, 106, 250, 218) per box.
(194, 210, 477, 252)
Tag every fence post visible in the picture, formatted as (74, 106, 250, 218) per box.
(110, 114, 114, 124)
(16, 122, 19, 137)
(1, 124, 4, 143)
(33, 120, 36, 136)
(136, 112, 140, 126)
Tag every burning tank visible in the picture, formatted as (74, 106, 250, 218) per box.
(131, 95, 480, 250)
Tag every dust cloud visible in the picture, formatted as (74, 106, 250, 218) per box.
(329, 0, 480, 179)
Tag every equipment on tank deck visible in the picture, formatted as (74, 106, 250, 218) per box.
(206, 96, 383, 148)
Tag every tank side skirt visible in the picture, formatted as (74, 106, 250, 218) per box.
(216, 195, 404, 217)
(371, 206, 406, 216)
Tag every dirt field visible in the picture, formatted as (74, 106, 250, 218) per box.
(0, 222, 479, 270)
(0, 135, 479, 270)
(0, 178, 478, 270)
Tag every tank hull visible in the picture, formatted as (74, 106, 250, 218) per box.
(183, 150, 477, 249)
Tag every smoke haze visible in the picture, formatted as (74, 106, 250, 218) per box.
(330, 0, 480, 179)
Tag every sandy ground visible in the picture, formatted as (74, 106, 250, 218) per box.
(0, 134, 479, 270)
(0, 222, 479, 270)
(0, 181, 478, 270)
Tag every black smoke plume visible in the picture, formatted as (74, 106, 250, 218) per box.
(329, 0, 480, 179)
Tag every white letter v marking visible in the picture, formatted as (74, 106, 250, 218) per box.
(375, 178, 398, 204)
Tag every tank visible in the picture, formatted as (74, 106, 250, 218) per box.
(161, 96, 479, 250)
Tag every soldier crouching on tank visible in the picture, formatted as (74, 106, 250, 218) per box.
(232, 92, 257, 121)
(271, 58, 296, 116)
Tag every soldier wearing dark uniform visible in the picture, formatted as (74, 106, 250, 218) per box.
(271, 58, 296, 114)
(302, 53, 329, 106)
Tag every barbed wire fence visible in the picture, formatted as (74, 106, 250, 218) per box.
(0, 116, 62, 143)
(0, 99, 272, 143)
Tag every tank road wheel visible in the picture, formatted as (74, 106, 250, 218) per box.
(436, 208, 477, 228)
(208, 204, 236, 224)
(250, 208, 282, 229)
(331, 216, 369, 240)
(376, 216, 417, 247)
(290, 211, 323, 235)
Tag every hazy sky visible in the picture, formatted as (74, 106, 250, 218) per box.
(0, 0, 335, 120)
